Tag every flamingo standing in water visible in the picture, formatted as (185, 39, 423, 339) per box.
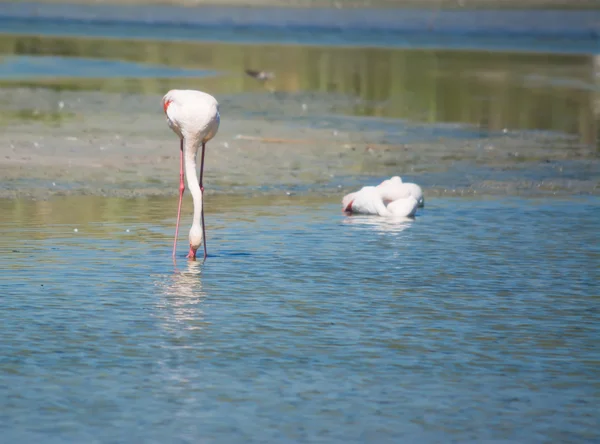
(162, 89, 220, 260)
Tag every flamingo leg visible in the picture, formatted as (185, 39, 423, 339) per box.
(199, 142, 207, 260)
(173, 138, 185, 259)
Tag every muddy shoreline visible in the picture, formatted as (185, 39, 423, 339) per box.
(1, 88, 597, 200)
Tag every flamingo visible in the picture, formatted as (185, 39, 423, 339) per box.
(342, 176, 423, 218)
(162, 89, 220, 261)
(377, 176, 424, 208)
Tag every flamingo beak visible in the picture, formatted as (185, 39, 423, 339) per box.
(344, 200, 354, 213)
(187, 245, 198, 260)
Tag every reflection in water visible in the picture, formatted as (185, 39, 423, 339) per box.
(155, 260, 206, 331)
(342, 214, 414, 234)
(162, 260, 204, 298)
(1, 194, 599, 442)
(0, 33, 597, 145)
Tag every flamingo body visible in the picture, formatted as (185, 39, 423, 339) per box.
(342, 176, 423, 218)
(377, 176, 424, 208)
(344, 186, 389, 216)
(163, 89, 220, 142)
(387, 195, 419, 217)
(162, 89, 220, 260)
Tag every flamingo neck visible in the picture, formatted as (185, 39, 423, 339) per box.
(183, 139, 202, 230)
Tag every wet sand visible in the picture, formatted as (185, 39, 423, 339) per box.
(1, 87, 597, 200)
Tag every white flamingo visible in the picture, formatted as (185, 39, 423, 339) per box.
(162, 89, 220, 261)
(342, 176, 424, 218)
(377, 176, 424, 208)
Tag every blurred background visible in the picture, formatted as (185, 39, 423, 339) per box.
(0, 1, 598, 144)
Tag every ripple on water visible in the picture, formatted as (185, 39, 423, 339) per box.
(1, 196, 599, 443)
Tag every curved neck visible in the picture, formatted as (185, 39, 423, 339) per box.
(183, 138, 202, 229)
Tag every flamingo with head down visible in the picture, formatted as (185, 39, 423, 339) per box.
(162, 89, 220, 261)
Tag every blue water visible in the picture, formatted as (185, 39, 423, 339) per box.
(0, 56, 217, 79)
(0, 0, 599, 440)
(1, 3, 598, 54)
(1, 196, 599, 442)
(0, 55, 220, 80)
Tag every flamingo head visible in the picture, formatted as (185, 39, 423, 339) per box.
(187, 226, 203, 260)
(342, 192, 357, 213)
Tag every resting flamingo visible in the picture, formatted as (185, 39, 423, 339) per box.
(342, 176, 424, 218)
(377, 176, 424, 208)
(162, 89, 220, 261)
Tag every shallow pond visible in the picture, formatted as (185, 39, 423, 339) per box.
(1, 195, 599, 442)
(0, 3, 599, 442)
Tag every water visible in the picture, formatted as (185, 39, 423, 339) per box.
(0, 55, 219, 80)
(1, 3, 599, 53)
(1, 1, 599, 441)
(1, 195, 599, 442)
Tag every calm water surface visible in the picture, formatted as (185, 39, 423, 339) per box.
(1, 195, 599, 442)
(0, 2, 599, 442)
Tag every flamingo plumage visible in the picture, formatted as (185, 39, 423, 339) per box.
(342, 176, 423, 218)
(162, 89, 220, 261)
(376, 176, 424, 208)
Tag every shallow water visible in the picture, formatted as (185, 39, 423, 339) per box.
(1, 3, 599, 53)
(1, 195, 599, 442)
(0, 55, 219, 80)
(0, 3, 599, 440)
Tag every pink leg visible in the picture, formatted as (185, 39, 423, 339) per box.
(173, 139, 185, 259)
(199, 142, 207, 260)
